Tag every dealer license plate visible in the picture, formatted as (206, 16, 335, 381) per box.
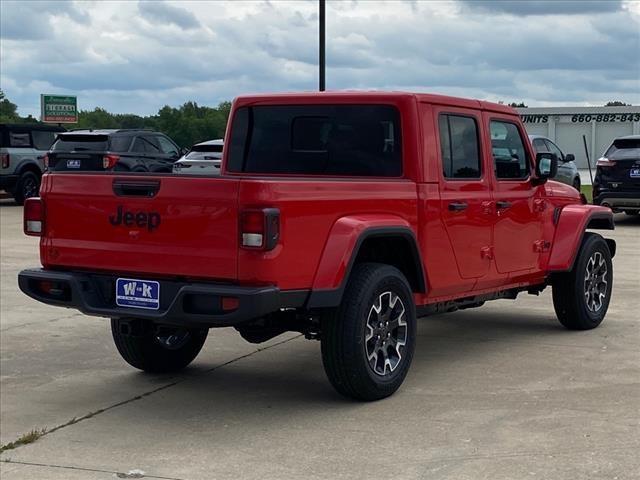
(116, 278, 160, 310)
(630, 168, 640, 178)
(66, 159, 81, 169)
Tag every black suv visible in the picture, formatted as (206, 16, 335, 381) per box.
(47, 129, 182, 173)
(1, 123, 66, 204)
(593, 135, 640, 215)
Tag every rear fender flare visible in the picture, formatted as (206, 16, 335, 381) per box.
(307, 215, 425, 308)
(547, 205, 615, 272)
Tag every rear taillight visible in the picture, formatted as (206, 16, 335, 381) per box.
(1, 153, 9, 169)
(42, 153, 49, 169)
(103, 154, 120, 169)
(24, 197, 44, 236)
(596, 157, 616, 167)
(240, 208, 280, 250)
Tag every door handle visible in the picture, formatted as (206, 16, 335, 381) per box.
(496, 201, 512, 210)
(112, 180, 160, 197)
(448, 202, 468, 212)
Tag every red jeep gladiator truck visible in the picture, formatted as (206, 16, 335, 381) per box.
(19, 92, 616, 401)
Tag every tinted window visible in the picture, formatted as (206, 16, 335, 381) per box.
(605, 138, 640, 159)
(142, 135, 161, 153)
(186, 151, 222, 160)
(227, 105, 402, 176)
(31, 131, 58, 150)
(532, 138, 547, 152)
(156, 135, 179, 156)
(438, 114, 481, 179)
(544, 140, 563, 160)
(490, 121, 530, 179)
(109, 136, 132, 152)
(131, 137, 146, 153)
(52, 135, 108, 152)
(9, 132, 31, 147)
(132, 136, 161, 154)
(191, 143, 223, 153)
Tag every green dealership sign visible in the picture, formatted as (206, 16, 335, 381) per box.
(41, 94, 78, 123)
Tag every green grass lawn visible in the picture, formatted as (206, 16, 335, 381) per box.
(580, 184, 593, 203)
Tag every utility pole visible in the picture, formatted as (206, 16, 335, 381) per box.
(319, 0, 326, 91)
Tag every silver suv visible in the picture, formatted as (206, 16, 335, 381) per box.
(1, 124, 65, 204)
(529, 135, 581, 190)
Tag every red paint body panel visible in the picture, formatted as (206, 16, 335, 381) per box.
(32, 91, 614, 311)
(547, 204, 614, 271)
(311, 213, 414, 291)
(39, 173, 240, 280)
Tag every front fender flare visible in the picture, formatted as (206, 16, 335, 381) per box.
(547, 205, 615, 272)
(307, 214, 424, 308)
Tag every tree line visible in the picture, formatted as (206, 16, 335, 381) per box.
(1, 90, 634, 147)
(1, 90, 231, 148)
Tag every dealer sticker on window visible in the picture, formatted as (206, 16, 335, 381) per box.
(116, 278, 160, 310)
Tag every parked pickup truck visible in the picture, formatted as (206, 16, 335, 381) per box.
(19, 92, 616, 401)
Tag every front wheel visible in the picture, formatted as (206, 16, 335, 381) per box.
(111, 319, 208, 372)
(552, 233, 613, 330)
(321, 263, 416, 401)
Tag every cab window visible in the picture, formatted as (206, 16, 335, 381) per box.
(544, 139, 564, 161)
(490, 121, 530, 179)
(438, 114, 481, 179)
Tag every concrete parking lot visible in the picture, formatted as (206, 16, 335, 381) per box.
(1, 200, 638, 480)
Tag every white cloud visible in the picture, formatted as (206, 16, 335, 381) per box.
(0, 0, 638, 118)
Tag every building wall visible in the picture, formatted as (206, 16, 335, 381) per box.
(516, 106, 640, 169)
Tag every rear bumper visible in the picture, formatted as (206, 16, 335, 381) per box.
(0, 175, 18, 191)
(18, 269, 307, 328)
(593, 191, 640, 210)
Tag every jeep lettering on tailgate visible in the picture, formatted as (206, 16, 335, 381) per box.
(109, 206, 161, 231)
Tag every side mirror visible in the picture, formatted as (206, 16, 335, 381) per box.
(564, 153, 575, 162)
(179, 147, 189, 157)
(534, 152, 558, 183)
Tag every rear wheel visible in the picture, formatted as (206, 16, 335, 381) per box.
(552, 233, 613, 330)
(321, 263, 416, 401)
(111, 319, 208, 372)
(14, 171, 40, 205)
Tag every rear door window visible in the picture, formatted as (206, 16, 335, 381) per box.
(108, 136, 132, 152)
(156, 136, 179, 156)
(9, 132, 31, 147)
(543, 139, 564, 161)
(141, 135, 161, 154)
(438, 114, 481, 179)
(532, 138, 547, 153)
(227, 105, 402, 176)
(31, 131, 58, 150)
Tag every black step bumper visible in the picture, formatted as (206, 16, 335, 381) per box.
(593, 191, 640, 210)
(18, 269, 308, 328)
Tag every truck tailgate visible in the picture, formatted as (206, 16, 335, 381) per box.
(40, 173, 240, 280)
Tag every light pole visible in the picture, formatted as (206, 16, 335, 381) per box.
(319, 0, 326, 91)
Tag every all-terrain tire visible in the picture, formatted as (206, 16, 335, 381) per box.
(321, 263, 416, 401)
(13, 171, 40, 205)
(552, 233, 613, 330)
(111, 319, 208, 373)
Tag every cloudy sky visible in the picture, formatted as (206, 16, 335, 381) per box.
(1, 0, 639, 117)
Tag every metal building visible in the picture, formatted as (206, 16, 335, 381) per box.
(516, 106, 640, 169)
